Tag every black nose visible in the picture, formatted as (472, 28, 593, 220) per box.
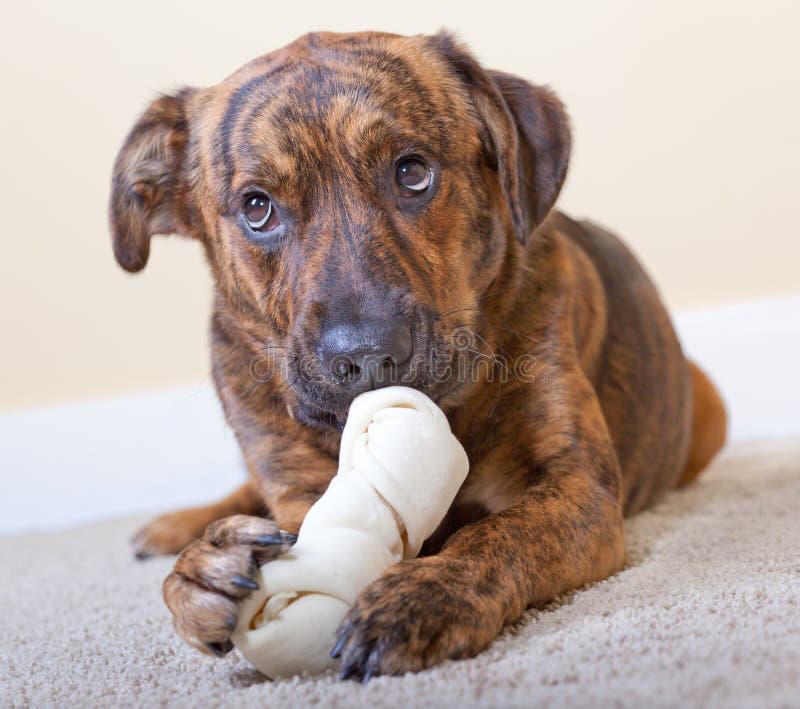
(317, 319, 413, 392)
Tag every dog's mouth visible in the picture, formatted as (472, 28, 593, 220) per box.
(289, 363, 469, 433)
(293, 399, 347, 432)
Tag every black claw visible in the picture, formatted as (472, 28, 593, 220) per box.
(134, 549, 152, 561)
(339, 661, 360, 681)
(362, 646, 381, 684)
(280, 531, 298, 544)
(227, 616, 237, 631)
(205, 640, 233, 658)
(331, 634, 346, 659)
(232, 575, 259, 590)
(253, 533, 284, 546)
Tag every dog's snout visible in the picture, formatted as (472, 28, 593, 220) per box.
(317, 320, 413, 392)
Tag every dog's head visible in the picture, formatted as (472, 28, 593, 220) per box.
(109, 31, 570, 428)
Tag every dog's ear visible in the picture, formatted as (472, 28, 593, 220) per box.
(109, 89, 197, 272)
(432, 32, 571, 241)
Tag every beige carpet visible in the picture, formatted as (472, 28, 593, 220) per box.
(2, 438, 799, 708)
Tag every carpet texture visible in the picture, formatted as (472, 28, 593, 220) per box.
(1, 438, 799, 708)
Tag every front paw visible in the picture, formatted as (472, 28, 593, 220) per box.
(162, 515, 296, 657)
(332, 556, 498, 681)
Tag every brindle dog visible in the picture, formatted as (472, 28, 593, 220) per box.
(109, 30, 727, 680)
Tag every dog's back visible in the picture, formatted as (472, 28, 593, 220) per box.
(554, 211, 726, 514)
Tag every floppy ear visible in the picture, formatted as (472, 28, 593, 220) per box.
(432, 33, 571, 241)
(108, 89, 197, 272)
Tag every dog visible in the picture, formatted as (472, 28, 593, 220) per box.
(109, 30, 727, 680)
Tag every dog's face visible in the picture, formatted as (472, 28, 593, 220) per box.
(110, 31, 570, 428)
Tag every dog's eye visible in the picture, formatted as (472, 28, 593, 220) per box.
(243, 193, 280, 232)
(396, 159, 432, 196)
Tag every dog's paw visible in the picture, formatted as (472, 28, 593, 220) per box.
(162, 514, 296, 656)
(132, 507, 219, 559)
(332, 556, 498, 681)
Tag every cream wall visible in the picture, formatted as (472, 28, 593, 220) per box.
(1, 0, 798, 411)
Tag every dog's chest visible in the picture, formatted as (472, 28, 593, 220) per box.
(449, 430, 532, 515)
(458, 460, 530, 515)
(419, 460, 531, 555)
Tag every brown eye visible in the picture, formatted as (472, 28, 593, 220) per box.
(243, 193, 279, 231)
(396, 159, 432, 195)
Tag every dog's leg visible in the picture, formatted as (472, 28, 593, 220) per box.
(335, 483, 625, 679)
(334, 478, 624, 679)
(333, 372, 627, 680)
(131, 480, 266, 559)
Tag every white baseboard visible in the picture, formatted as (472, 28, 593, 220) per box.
(0, 385, 244, 535)
(673, 295, 800, 442)
(1, 296, 798, 535)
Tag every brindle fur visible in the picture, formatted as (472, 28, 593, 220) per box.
(109, 30, 727, 679)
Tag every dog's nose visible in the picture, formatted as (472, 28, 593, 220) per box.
(317, 320, 413, 392)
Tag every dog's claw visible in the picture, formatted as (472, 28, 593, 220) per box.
(339, 661, 359, 681)
(338, 638, 373, 681)
(231, 575, 259, 590)
(280, 531, 298, 544)
(205, 640, 233, 658)
(254, 533, 284, 546)
(330, 634, 346, 659)
(362, 647, 381, 683)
